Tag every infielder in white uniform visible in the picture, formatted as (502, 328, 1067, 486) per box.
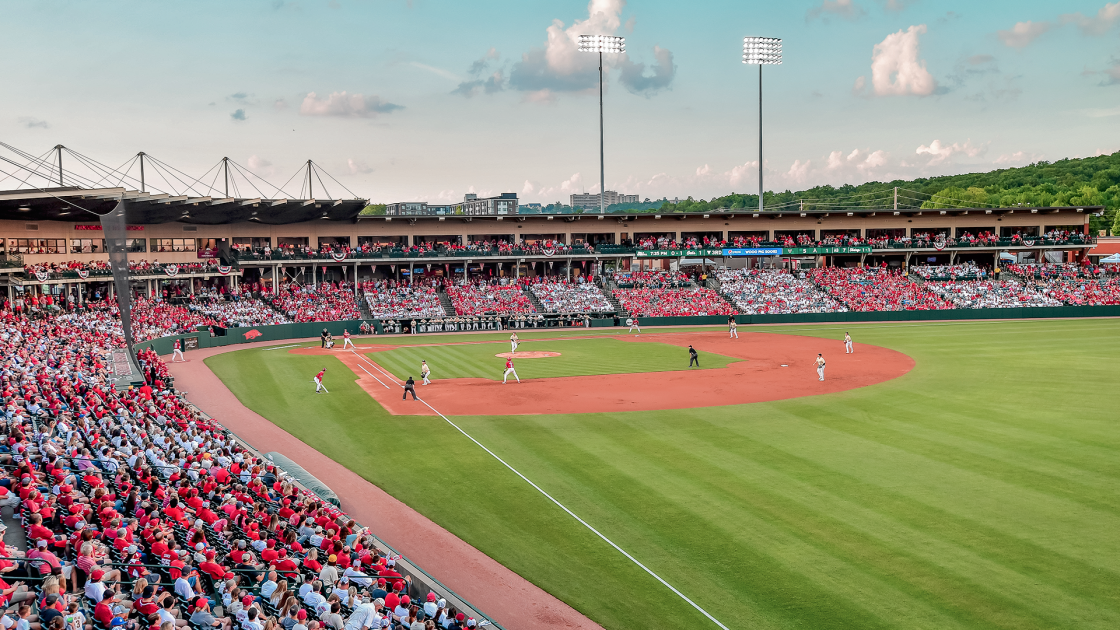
(729, 317, 738, 339)
(815, 354, 826, 381)
(844, 332, 853, 354)
(171, 339, 185, 362)
(502, 357, 520, 384)
(510, 333, 519, 354)
(343, 329, 355, 349)
(420, 360, 431, 385)
(628, 317, 641, 335)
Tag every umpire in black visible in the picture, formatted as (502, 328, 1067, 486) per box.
(403, 376, 418, 400)
(688, 345, 699, 367)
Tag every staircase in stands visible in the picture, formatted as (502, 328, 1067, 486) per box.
(438, 290, 457, 316)
(520, 285, 547, 314)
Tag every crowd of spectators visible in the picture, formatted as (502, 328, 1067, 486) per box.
(608, 270, 689, 289)
(273, 283, 362, 323)
(189, 291, 292, 328)
(360, 281, 445, 319)
(910, 263, 988, 281)
(131, 297, 221, 342)
(715, 269, 845, 314)
(528, 282, 612, 313)
(23, 261, 227, 279)
(923, 279, 1062, 308)
(446, 283, 535, 316)
(0, 307, 488, 630)
(807, 267, 950, 311)
(613, 287, 735, 317)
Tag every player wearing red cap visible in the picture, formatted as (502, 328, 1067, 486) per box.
(502, 357, 520, 384)
(314, 369, 327, 394)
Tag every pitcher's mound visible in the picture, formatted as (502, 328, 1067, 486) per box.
(495, 351, 561, 359)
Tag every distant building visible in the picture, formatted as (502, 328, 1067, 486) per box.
(385, 193, 517, 216)
(570, 191, 640, 209)
(455, 192, 518, 215)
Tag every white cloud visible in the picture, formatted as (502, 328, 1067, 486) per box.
(508, 0, 676, 96)
(18, 117, 49, 129)
(246, 155, 271, 170)
(409, 62, 461, 82)
(852, 75, 868, 96)
(807, 0, 865, 21)
(299, 92, 402, 118)
(997, 21, 1050, 48)
(786, 159, 811, 184)
(868, 25, 937, 96)
(530, 173, 585, 200)
(347, 159, 373, 174)
(1062, 2, 1120, 35)
(994, 151, 1042, 165)
(915, 139, 985, 164)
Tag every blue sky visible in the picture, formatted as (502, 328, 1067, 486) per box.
(3, 0, 1119, 204)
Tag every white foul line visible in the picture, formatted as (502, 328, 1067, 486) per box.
(347, 350, 391, 389)
(347, 350, 731, 630)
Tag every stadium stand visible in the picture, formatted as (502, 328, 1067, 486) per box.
(0, 309, 485, 630)
(446, 283, 535, 316)
(360, 282, 445, 319)
(715, 269, 846, 314)
(807, 267, 950, 311)
(272, 284, 362, 323)
(612, 287, 736, 317)
(527, 281, 612, 314)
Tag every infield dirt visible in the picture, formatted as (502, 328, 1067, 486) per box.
(296, 331, 914, 416)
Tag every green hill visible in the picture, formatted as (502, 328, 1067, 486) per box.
(655, 151, 1120, 235)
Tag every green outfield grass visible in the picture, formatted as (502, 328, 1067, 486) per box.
(367, 337, 739, 381)
(206, 320, 1120, 630)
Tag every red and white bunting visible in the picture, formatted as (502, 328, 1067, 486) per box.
(218, 265, 232, 276)
(76, 269, 89, 280)
(331, 252, 347, 262)
(164, 265, 179, 277)
(34, 270, 49, 282)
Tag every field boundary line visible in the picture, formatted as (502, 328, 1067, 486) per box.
(351, 352, 403, 384)
(410, 391, 731, 630)
(347, 351, 392, 389)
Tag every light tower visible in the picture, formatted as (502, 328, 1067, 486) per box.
(742, 36, 782, 212)
(577, 34, 625, 214)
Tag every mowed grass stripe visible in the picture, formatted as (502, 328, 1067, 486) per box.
(208, 319, 1120, 630)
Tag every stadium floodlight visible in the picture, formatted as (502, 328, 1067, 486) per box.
(578, 34, 625, 214)
(743, 36, 782, 213)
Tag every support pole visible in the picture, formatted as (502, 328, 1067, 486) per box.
(307, 160, 314, 199)
(758, 64, 764, 213)
(139, 153, 146, 193)
(599, 50, 605, 215)
(223, 157, 229, 197)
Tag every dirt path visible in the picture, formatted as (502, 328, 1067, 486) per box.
(169, 339, 603, 630)
(303, 332, 914, 416)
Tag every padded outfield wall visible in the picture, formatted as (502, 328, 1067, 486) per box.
(135, 307, 1120, 355)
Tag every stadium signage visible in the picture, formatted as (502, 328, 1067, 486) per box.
(722, 248, 783, 257)
(635, 248, 724, 258)
(74, 224, 144, 230)
(783, 246, 872, 255)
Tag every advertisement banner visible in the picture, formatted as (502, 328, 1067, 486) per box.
(722, 248, 783, 257)
(782, 246, 872, 255)
(635, 248, 724, 258)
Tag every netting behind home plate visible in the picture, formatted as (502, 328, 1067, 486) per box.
(101, 200, 139, 362)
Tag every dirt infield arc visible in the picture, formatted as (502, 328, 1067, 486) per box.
(303, 332, 915, 416)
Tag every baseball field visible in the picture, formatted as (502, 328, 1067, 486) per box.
(204, 319, 1120, 630)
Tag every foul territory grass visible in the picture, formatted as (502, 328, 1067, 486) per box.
(368, 337, 739, 381)
(206, 320, 1120, 630)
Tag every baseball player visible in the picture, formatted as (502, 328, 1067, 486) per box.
(728, 316, 738, 339)
(509, 332, 519, 354)
(502, 357, 520, 384)
(628, 317, 641, 336)
(314, 368, 328, 393)
(420, 360, 431, 385)
(688, 345, 699, 367)
(844, 332, 853, 354)
(171, 339, 185, 362)
(815, 354, 826, 381)
(342, 329, 355, 350)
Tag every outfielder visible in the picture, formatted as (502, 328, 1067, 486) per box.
(502, 357, 520, 384)
(728, 317, 738, 339)
(510, 332, 519, 354)
(343, 329, 355, 350)
(420, 360, 431, 385)
(844, 332, 853, 354)
(314, 368, 328, 393)
(171, 339, 185, 362)
(815, 354, 826, 381)
(628, 317, 641, 335)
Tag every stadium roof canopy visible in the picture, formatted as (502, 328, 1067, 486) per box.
(0, 187, 368, 224)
